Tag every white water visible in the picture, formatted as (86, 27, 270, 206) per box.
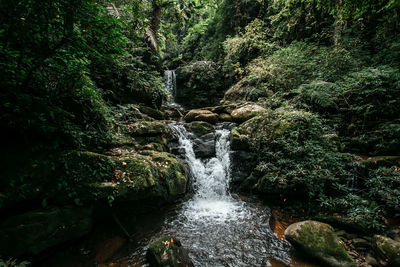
(163, 123, 291, 266)
(164, 70, 176, 102)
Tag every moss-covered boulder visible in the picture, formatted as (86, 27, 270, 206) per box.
(374, 235, 400, 266)
(186, 121, 214, 136)
(126, 121, 169, 137)
(147, 236, 194, 267)
(184, 109, 218, 124)
(0, 207, 92, 257)
(231, 103, 267, 123)
(284, 220, 354, 267)
(138, 105, 165, 120)
(90, 151, 188, 202)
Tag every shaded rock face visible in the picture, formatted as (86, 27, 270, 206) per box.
(284, 220, 355, 267)
(147, 236, 194, 267)
(193, 133, 216, 158)
(0, 207, 93, 257)
(374, 235, 400, 266)
(175, 61, 226, 109)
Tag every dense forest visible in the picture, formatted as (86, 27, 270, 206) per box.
(1, 0, 400, 266)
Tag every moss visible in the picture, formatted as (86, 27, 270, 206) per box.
(187, 121, 214, 136)
(126, 121, 169, 137)
(184, 109, 219, 124)
(230, 128, 250, 150)
(285, 221, 354, 267)
(138, 105, 165, 120)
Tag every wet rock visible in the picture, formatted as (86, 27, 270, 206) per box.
(231, 151, 257, 184)
(193, 133, 216, 158)
(374, 235, 400, 266)
(186, 121, 214, 136)
(184, 109, 218, 124)
(231, 103, 266, 123)
(147, 236, 194, 267)
(0, 207, 93, 256)
(284, 220, 355, 267)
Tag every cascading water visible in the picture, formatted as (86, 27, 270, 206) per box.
(160, 123, 292, 266)
(164, 70, 177, 102)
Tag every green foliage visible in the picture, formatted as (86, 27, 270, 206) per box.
(0, 258, 30, 267)
(365, 167, 400, 216)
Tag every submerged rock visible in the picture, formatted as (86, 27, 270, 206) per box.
(147, 236, 194, 267)
(0, 207, 93, 256)
(284, 220, 354, 267)
(374, 235, 400, 266)
(231, 103, 266, 123)
(184, 109, 218, 124)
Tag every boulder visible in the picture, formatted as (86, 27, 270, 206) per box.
(147, 236, 194, 267)
(126, 121, 169, 136)
(184, 109, 218, 124)
(219, 113, 233, 122)
(284, 220, 355, 267)
(374, 235, 400, 266)
(193, 133, 216, 158)
(231, 103, 266, 123)
(0, 207, 93, 256)
(90, 151, 188, 202)
(186, 121, 214, 136)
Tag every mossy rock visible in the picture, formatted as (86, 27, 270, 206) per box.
(186, 121, 214, 136)
(126, 121, 169, 137)
(284, 220, 355, 267)
(90, 151, 188, 202)
(238, 108, 313, 141)
(374, 235, 400, 266)
(138, 105, 165, 120)
(0, 207, 93, 256)
(147, 236, 194, 267)
(230, 128, 250, 150)
(184, 109, 218, 124)
(231, 103, 267, 123)
(219, 113, 233, 122)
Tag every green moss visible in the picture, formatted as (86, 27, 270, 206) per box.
(187, 121, 214, 136)
(126, 121, 169, 137)
(286, 221, 354, 267)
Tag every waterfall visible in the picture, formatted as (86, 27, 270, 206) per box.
(164, 70, 176, 101)
(165, 123, 291, 266)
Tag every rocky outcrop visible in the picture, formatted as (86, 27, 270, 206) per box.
(231, 103, 267, 123)
(374, 235, 400, 266)
(284, 220, 355, 267)
(147, 236, 194, 267)
(0, 207, 93, 256)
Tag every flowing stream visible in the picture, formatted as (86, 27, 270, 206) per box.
(128, 123, 292, 266)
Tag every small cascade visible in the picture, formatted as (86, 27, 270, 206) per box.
(163, 123, 291, 266)
(164, 70, 176, 102)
